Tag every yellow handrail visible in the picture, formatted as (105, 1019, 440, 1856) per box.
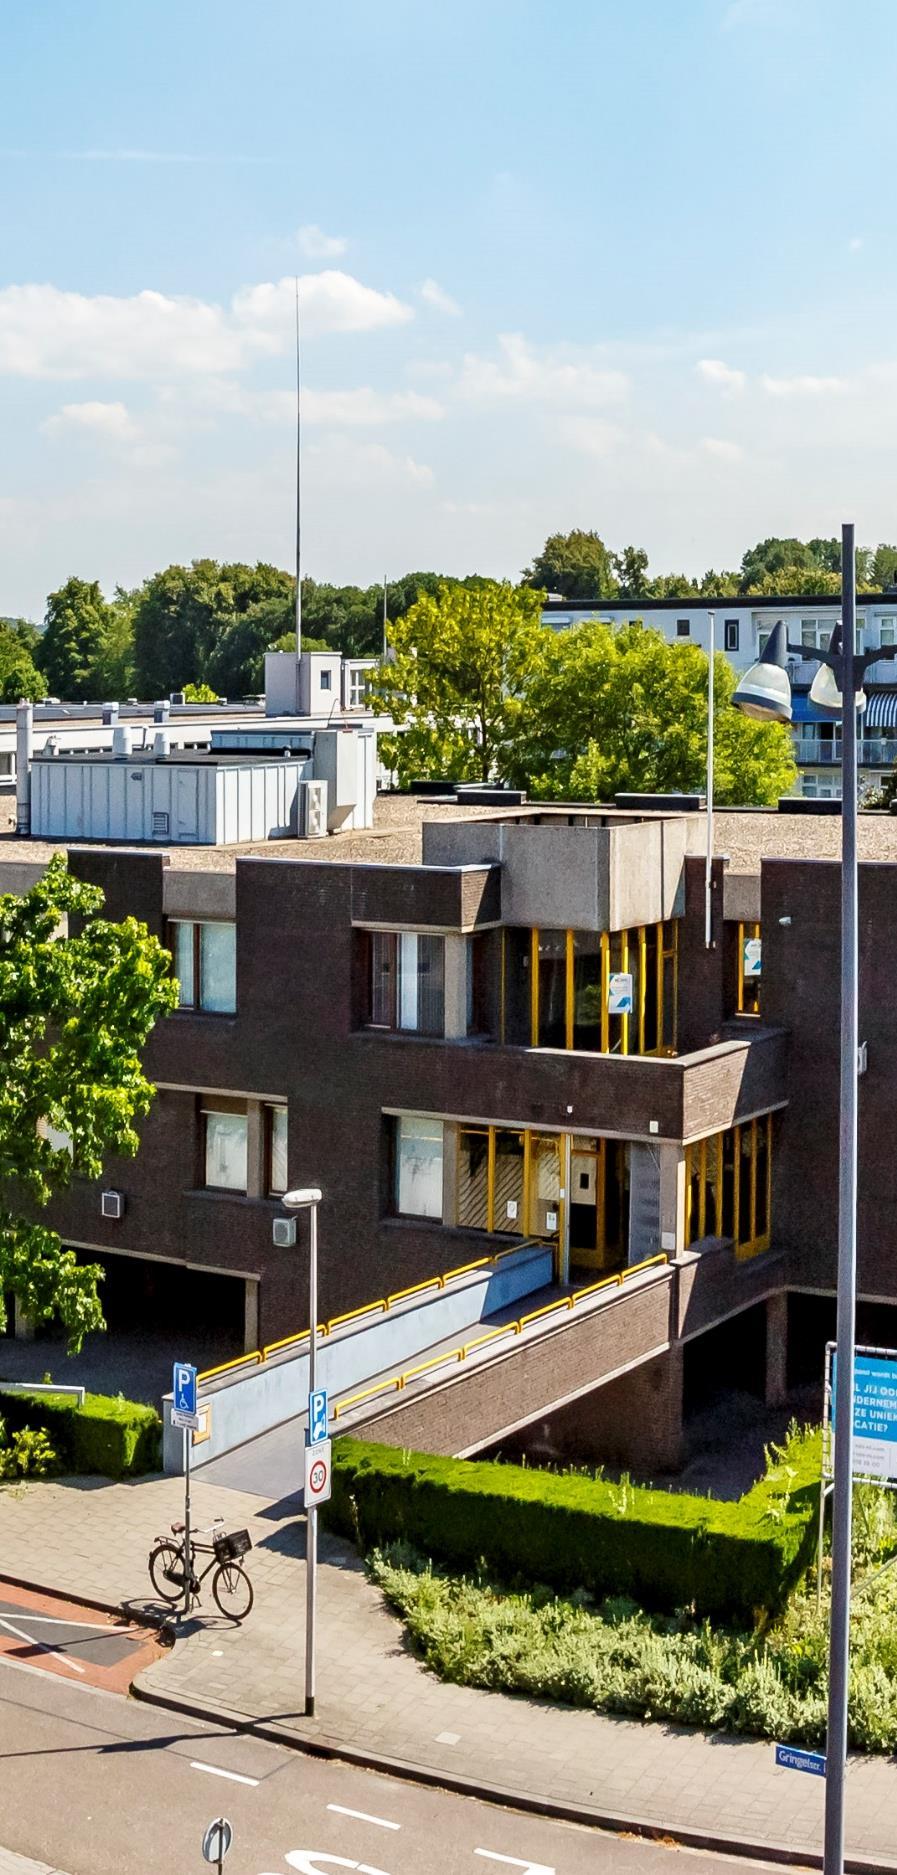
(197, 1242, 546, 1383)
(334, 1253, 671, 1419)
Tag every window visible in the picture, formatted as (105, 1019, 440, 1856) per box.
(267, 1105, 288, 1196)
(203, 1103, 248, 1193)
(879, 619, 897, 649)
(348, 668, 370, 707)
(735, 921, 761, 1017)
(676, 619, 690, 637)
(684, 1115, 773, 1260)
(503, 922, 678, 1056)
(369, 932, 444, 1035)
(394, 1115, 444, 1218)
(724, 619, 739, 652)
(169, 921, 236, 1013)
(320, 670, 331, 691)
(451, 1122, 627, 1269)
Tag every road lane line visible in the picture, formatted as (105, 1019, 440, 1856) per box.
(190, 1759, 259, 1786)
(327, 1805, 400, 1831)
(0, 1615, 85, 1674)
(0, 1612, 140, 1631)
(474, 1852, 554, 1874)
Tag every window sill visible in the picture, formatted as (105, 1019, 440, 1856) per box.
(170, 1008, 238, 1021)
(186, 1189, 280, 1208)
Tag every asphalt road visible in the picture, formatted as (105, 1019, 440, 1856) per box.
(0, 1657, 802, 1875)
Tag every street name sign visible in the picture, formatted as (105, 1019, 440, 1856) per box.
(775, 1744, 826, 1777)
(304, 1437, 333, 1506)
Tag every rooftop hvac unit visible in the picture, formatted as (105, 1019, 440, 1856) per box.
(101, 1190, 124, 1220)
(272, 1216, 297, 1248)
(298, 778, 328, 839)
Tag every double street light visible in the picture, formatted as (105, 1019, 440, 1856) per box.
(732, 524, 897, 1875)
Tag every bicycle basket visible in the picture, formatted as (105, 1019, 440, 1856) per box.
(214, 1528, 252, 1563)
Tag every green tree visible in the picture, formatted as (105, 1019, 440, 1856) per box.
(0, 622, 42, 702)
(871, 544, 897, 589)
(506, 620, 796, 805)
(0, 856, 177, 1349)
(522, 530, 618, 600)
(611, 546, 651, 598)
(37, 578, 118, 700)
(132, 560, 295, 698)
(371, 581, 549, 785)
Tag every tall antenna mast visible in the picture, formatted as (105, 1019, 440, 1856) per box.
(294, 276, 302, 659)
(382, 573, 388, 657)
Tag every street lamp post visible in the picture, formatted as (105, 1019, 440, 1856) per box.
(732, 523, 897, 1874)
(281, 1184, 323, 1719)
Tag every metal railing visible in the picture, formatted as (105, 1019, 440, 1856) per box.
(196, 1243, 536, 1386)
(332, 1253, 670, 1421)
(794, 738, 897, 767)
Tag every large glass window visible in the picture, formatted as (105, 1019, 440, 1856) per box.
(735, 921, 761, 1016)
(685, 1115, 773, 1259)
(170, 921, 236, 1014)
(394, 1115, 444, 1218)
(504, 922, 678, 1056)
(368, 933, 444, 1036)
(203, 1105, 248, 1192)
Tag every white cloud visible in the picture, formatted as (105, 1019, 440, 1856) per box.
(420, 278, 462, 317)
(43, 399, 137, 439)
(0, 272, 413, 381)
(297, 223, 348, 259)
(458, 333, 628, 408)
(849, 236, 863, 253)
(700, 436, 743, 461)
(559, 415, 623, 457)
(309, 436, 434, 490)
(761, 373, 846, 397)
(696, 357, 746, 395)
(188, 380, 443, 427)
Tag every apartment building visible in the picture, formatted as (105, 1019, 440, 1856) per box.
(542, 593, 897, 800)
(10, 798, 897, 1466)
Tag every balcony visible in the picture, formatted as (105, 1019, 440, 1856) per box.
(794, 737, 897, 768)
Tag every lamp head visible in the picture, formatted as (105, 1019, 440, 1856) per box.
(807, 623, 866, 716)
(282, 1186, 323, 1209)
(732, 619, 793, 723)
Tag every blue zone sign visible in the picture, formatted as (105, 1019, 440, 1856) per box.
(832, 1352, 897, 1480)
(173, 1362, 197, 1418)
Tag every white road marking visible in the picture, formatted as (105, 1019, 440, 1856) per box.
(0, 1615, 85, 1675)
(189, 1759, 260, 1786)
(327, 1805, 400, 1832)
(281, 1854, 393, 1874)
(474, 1852, 555, 1875)
(0, 1611, 139, 1631)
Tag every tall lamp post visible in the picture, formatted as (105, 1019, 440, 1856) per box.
(281, 1184, 323, 1719)
(731, 524, 897, 1874)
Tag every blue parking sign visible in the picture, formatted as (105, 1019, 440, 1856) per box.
(173, 1362, 197, 1418)
(308, 1388, 328, 1444)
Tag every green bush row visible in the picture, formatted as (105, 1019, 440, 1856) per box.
(327, 1428, 821, 1621)
(0, 1389, 161, 1479)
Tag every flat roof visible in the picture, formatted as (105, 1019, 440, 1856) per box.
(542, 591, 897, 613)
(2, 793, 897, 877)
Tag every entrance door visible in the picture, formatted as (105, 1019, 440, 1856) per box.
(568, 1135, 629, 1274)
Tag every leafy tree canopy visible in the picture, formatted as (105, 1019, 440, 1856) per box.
(522, 530, 618, 599)
(37, 578, 129, 702)
(0, 856, 177, 1349)
(371, 580, 548, 785)
(505, 621, 796, 806)
(0, 622, 42, 703)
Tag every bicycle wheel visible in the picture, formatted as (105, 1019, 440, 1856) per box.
(149, 1539, 187, 1604)
(213, 1561, 254, 1621)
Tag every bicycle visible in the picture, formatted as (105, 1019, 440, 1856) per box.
(148, 1517, 254, 1621)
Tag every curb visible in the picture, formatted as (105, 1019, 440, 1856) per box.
(131, 1677, 897, 1875)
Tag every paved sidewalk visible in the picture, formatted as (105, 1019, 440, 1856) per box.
(0, 1853, 72, 1875)
(0, 1473, 895, 1869)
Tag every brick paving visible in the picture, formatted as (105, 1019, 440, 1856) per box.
(0, 1472, 895, 1867)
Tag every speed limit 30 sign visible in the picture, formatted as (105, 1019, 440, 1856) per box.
(304, 1436, 332, 1505)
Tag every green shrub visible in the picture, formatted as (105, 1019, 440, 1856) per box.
(326, 1426, 821, 1621)
(0, 1417, 58, 1480)
(0, 1390, 160, 1479)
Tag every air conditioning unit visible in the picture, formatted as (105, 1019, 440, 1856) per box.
(298, 778, 328, 839)
(101, 1190, 124, 1220)
(272, 1216, 297, 1248)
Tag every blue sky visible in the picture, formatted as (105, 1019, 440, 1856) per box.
(3, 0, 897, 617)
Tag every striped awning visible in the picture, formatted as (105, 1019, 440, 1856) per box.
(865, 690, 897, 730)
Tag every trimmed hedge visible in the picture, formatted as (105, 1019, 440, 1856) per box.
(0, 1389, 161, 1479)
(326, 1431, 821, 1622)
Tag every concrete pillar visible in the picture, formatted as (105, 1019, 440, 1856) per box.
(441, 1122, 458, 1226)
(659, 1143, 687, 1256)
(246, 1101, 265, 1199)
(244, 1280, 260, 1354)
(443, 935, 469, 1039)
(15, 701, 33, 837)
(765, 1290, 788, 1406)
(13, 1297, 35, 1342)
